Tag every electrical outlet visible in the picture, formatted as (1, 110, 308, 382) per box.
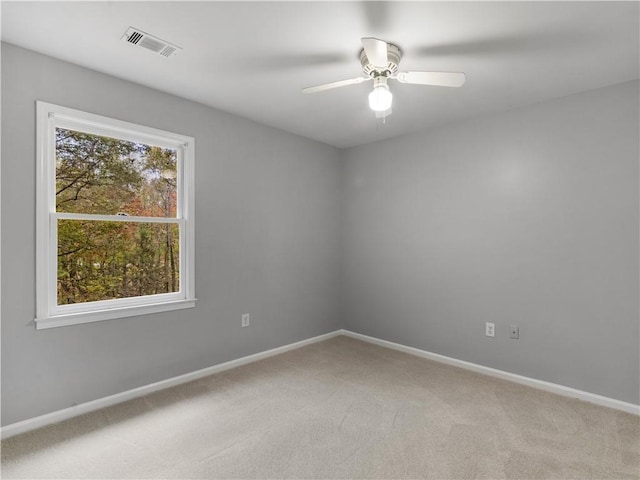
(485, 322, 495, 337)
(241, 313, 250, 328)
(510, 325, 519, 339)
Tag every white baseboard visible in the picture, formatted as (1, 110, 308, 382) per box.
(341, 329, 640, 416)
(3, 328, 637, 440)
(1, 329, 342, 440)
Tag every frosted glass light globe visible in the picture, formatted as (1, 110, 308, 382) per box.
(368, 84, 393, 112)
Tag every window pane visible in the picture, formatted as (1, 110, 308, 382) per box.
(55, 128, 177, 217)
(57, 220, 180, 305)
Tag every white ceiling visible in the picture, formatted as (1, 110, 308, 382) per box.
(2, 1, 639, 148)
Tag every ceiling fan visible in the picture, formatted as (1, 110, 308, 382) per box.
(302, 37, 466, 117)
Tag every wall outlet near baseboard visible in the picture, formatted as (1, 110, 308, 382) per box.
(510, 325, 519, 339)
(241, 314, 250, 328)
(485, 322, 495, 337)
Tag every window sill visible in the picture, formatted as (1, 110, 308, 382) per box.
(35, 299, 197, 330)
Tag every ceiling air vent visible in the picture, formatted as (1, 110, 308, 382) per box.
(121, 27, 182, 58)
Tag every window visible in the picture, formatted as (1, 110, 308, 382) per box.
(36, 102, 195, 329)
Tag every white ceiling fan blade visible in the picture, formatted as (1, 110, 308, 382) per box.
(395, 71, 466, 87)
(302, 77, 368, 94)
(361, 37, 388, 68)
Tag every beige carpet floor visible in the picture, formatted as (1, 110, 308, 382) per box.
(1, 335, 639, 479)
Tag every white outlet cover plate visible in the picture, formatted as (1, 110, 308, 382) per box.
(485, 322, 495, 337)
(510, 325, 519, 339)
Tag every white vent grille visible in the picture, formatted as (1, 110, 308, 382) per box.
(121, 27, 181, 58)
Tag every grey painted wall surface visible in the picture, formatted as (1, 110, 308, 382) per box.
(342, 80, 640, 404)
(1, 43, 342, 425)
(2, 42, 638, 426)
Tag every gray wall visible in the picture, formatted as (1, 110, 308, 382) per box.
(342, 80, 640, 404)
(1, 43, 343, 425)
(2, 43, 638, 427)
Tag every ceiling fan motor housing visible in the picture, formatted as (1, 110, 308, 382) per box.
(360, 43, 402, 78)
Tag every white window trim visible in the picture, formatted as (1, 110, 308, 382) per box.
(35, 101, 196, 329)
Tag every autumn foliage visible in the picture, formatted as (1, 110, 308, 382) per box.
(56, 128, 180, 305)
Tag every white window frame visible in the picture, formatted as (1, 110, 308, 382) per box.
(36, 101, 196, 329)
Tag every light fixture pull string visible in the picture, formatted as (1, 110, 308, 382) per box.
(375, 112, 387, 132)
